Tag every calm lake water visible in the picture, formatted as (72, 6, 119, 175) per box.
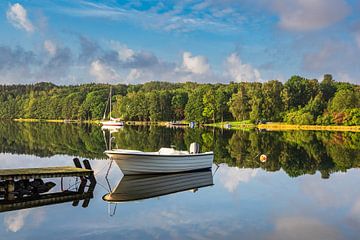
(0, 121, 360, 240)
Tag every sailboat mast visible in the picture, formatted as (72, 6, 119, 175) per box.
(109, 86, 112, 119)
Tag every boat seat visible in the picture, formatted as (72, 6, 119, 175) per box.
(158, 148, 189, 155)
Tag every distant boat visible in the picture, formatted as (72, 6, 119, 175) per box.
(101, 87, 124, 127)
(104, 143, 214, 175)
(102, 170, 213, 202)
(166, 121, 189, 129)
(167, 121, 188, 126)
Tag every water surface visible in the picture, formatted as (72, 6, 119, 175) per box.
(0, 121, 359, 240)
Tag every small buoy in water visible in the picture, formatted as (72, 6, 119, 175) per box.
(260, 154, 267, 162)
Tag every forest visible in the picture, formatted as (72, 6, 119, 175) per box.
(0, 74, 359, 125)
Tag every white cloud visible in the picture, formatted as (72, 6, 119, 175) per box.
(89, 60, 119, 83)
(218, 164, 258, 193)
(181, 52, 210, 74)
(110, 41, 135, 61)
(44, 40, 57, 56)
(6, 3, 34, 32)
(273, 0, 350, 31)
(126, 68, 142, 82)
(225, 53, 261, 82)
(61, 1, 244, 33)
(302, 41, 359, 84)
(4, 209, 30, 232)
(351, 198, 360, 219)
(268, 216, 344, 240)
(355, 33, 360, 49)
(347, 198, 360, 228)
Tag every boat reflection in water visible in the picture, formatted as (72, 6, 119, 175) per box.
(103, 170, 213, 203)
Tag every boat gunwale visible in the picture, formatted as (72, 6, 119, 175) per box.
(104, 151, 214, 158)
(102, 182, 214, 203)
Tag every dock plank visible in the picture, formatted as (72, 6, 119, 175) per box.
(0, 166, 93, 180)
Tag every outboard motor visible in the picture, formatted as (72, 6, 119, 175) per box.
(189, 142, 200, 154)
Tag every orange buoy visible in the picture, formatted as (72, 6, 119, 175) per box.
(260, 154, 267, 162)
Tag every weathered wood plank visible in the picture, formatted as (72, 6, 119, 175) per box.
(0, 166, 93, 180)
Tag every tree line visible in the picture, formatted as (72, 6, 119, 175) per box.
(0, 74, 359, 125)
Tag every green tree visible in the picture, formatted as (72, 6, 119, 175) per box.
(262, 80, 284, 121)
(228, 84, 250, 121)
(282, 76, 319, 110)
(320, 74, 336, 102)
(171, 91, 188, 120)
(202, 88, 217, 123)
(185, 87, 207, 123)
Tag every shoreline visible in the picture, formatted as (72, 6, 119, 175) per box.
(10, 119, 360, 132)
(206, 122, 360, 132)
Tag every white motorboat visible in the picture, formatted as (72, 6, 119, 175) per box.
(103, 170, 213, 202)
(101, 87, 124, 127)
(104, 143, 214, 175)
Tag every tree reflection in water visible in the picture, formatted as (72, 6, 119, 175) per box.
(0, 121, 359, 179)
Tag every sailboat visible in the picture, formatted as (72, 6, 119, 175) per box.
(101, 87, 124, 127)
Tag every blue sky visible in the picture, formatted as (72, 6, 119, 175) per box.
(0, 0, 359, 85)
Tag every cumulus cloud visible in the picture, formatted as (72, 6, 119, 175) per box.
(44, 40, 57, 56)
(89, 59, 120, 83)
(0, 46, 37, 71)
(4, 209, 31, 232)
(126, 68, 143, 82)
(0, 45, 78, 84)
(122, 51, 159, 69)
(352, 23, 360, 49)
(38, 47, 73, 82)
(346, 197, 360, 230)
(272, 0, 350, 31)
(0, 38, 262, 85)
(105, 41, 159, 69)
(355, 33, 360, 49)
(6, 3, 34, 32)
(79, 36, 100, 63)
(225, 53, 261, 82)
(218, 164, 258, 193)
(110, 41, 135, 61)
(268, 216, 344, 240)
(0, 45, 38, 84)
(181, 52, 210, 74)
(302, 41, 359, 84)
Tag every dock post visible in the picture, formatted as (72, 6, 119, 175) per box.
(73, 158, 82, 168)
(5, 180, 15, 201)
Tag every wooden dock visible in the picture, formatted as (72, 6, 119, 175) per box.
(0, 166, 93, 181)
(0, 159, 96, 212)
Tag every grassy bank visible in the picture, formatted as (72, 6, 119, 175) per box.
(207, 121, 360, 132)
(257, 123, 360, 132)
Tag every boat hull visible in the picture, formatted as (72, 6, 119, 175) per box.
(105, 151, 214, 175)
(103, 170, 213, 202)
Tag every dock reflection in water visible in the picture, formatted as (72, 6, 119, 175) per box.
(103, 170, 214, 203)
